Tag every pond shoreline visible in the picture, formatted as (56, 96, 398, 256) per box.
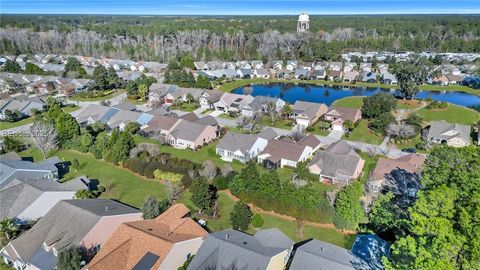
(218, 78, 480, 97)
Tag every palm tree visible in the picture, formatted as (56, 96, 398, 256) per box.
(0, 219, 19, 240)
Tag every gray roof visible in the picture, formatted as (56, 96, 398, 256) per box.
(74, 104, 112, 124)
(187, 229, 293, 270)
(195, 115, 218, 126)
(257, 127, 279, 140)
(5, 199, 140, 266)
(217, 132, 262, 155)
(427, 120, 471, 144)
(289, 239, 365, 270)
(245, 96, 279, 111)
(169, 120, 209, 142)
(0, 157, 61, 189)
(292, 101, 328, 120)
(0, 177, 89, 220)
(309, 140, 362, 182)
(112, 102, 137, 111)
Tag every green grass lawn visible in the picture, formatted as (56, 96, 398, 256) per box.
(169, 103, 199, 112)
(332, 96, 364, 109)
(70, 89, 124, 101)
(417, 104, 480, 125)
(310, 128, 330, 136)
(358, 152, 380, 184)
(0, 117, 34, 130)
(344, 120, 384, 145)
(260, 117, 294, 130)
(55, 150, 168, 208)
(218, 78, 480, 96)
(63, 105, 81, 113)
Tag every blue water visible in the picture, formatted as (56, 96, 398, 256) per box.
(232, 83, 480, 109)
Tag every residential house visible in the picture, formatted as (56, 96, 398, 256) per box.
(343, 71, 359, 83)
(251, 60, 264, 69)
(194, 61, 209, 70)
(314, 61, 328, 71)
(166, 120, 217, 150)
(426, 120, 471, 147)
(360, 63, 372, 72)
(298, 134, 323, 152)
(257, 139, 314, 169)
(290, 235, 390, 270)
(0, 156, 61, 189)
(294, 68, 308, 79)
(324, 106, 362, 131)
(0, 176, 90, 222)
(257, 127, 279, 140)
(286, 60, 298, 71)
(329, 70, 343, 81)
(308, 69, 326, 80)
(141, 115, 181, 136)
(0, 97, 45, 120)
(272, 60, 283, 70)
(187, 228, 293, 270)
(74, 104, 117, 126)
(216, 132, 268, 163)
(201, 69, 239, 80)
(206, 61, 224, 70)
(241, 96, 285, 117)
(224, 62, 236, 70)
(446, 74, 463, 85)
(254, 68, 270, 79)
(300, 62, 313, 71)
(1, 199, 142, 270)
(179, 112, 199, 122)
(382, 72, 398, 84)
(308, 140, 365, 185)
(86, 203, 208, 270)
(213, 93, 254, 113)
(291, 100, 328, 127)
(106, 109, 143, 130)
(136, 113, 155, 129)
(343, 62, 357, 72)
(165, 87, 202, 106)
(377, 63, 389, 73)
(276, 69, 291, 79)
(361, 72, 378, 83)
(148, 83, 177, 107)
(237, 68, 254, 79)
(368, 154, 426, 194)
(432, 75, 450, 86)
(236, 61, 252, 69)
(112, 102, 136, 111)
(198, 90, 224, 109)
(329, 62, 343, 72)
(143, 62, 167, 73)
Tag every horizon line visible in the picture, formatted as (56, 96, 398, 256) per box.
(2, 12, 480, 16)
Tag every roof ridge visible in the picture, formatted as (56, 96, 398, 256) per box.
(88, 238, 132, 269)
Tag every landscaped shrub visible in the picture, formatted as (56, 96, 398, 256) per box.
(305, 126, 315, 132)
(426, 100, 448, 109)
(153, 169, 183, 183)
(251, 213, 264, 228)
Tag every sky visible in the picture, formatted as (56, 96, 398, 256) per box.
(1, 0, 479, 15)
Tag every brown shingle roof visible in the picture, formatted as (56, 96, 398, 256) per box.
(260, 139, 308, 163)
(87, 204, 207, 270)
(371, 154, 426, 181)
(142, 115, 180, 133)
(326, 106, 361, 122)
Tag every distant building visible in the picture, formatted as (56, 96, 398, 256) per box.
(297, 13, 310, 33)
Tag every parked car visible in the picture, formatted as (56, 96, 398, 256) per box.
(401, 148, 417, 154)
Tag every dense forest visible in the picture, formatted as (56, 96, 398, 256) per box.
(1, 15, 479, 62)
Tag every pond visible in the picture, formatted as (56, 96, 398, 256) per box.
(232, 83, 480, 110)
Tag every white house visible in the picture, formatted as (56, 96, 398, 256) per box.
(216, 132, 268, 163)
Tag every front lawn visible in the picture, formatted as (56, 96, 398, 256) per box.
(417, 104, 480, 125)
(310, 128, 330, 136)
(260, 116, 294, 130)
(344, 120, 384, 145)
(70, 89, 124, 101)
(169, 102, 199, 112)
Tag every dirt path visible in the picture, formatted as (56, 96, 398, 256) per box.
(220, 190, 356, 235)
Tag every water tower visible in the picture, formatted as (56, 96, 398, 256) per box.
(297, 12, 310, 33)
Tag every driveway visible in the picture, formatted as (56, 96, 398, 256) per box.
(327, 130, 345, 140)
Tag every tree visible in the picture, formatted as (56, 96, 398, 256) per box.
(2, 60, 21, 73)
(369, 112, 395, 134)
(0, 218, 19, 240)
(90, 131, 110, 159)
(281, 104, 292, 119)
(251, 213, 264, 228)
(199, 160, 218, 182)
(392, 57, 438, 99)
(318, 120, 331, 131)
(57, 246, 81, 270)
(25, 62, 44, 75)
(334, 181, 365, 230)
(180, 55, 195, 69)
(142, 196, 169, 219)
(65, 57, 82, 72)
(289, 126, 307, 142)
(190, 178, 216, 214)
(30, 121, 58, 158)
(264, 101, 278, 126)
(196, 75, 212, 89)
(368, 192, 401, 234)
(343, 119, 354, 131)
(3, 136, 22, 152)
(230, 201, 253, 231)
(138, 83, 148, 101)
(74, 189, 97, 199)
(385, 122, 416, 139)
(109, 131, 135, 164)
(167, 182, 184, 204)
(124, 122, 140, 135)
(56, 113, 80, 144)
(361, 93, 397, 118)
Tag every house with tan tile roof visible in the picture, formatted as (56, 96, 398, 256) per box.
(324, 106, 362, 131)
(87, 203, 207, 270)
(368, 154, 426, 194)
(165, 120, 217, 150)
(257, 139, 314, 169)
(291, 101, 328, 127)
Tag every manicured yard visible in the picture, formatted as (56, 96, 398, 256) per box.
(181, 191, 355, 249)
(55, 150, 168, 208)
(260, 116, 294, 130)
(70, 89, 124, 101)
(0, 117, 34, 130)
(417, 104, 480, 125)
(169, 102, 199, 112)
(358, 152, 380, 184)
(344, 120, 384, 145)
(332, 96, 364, 109)
(310, 128, 331, 136)
(62, 105, 81, 113)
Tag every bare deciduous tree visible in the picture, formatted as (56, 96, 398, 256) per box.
(220, 163, 233, 177)
(167, 182, 184, 204)
(30, 121, 58, 158)
(199, 160, 218, 182)
(386, 122, 416, 139)
(264, 101, 278, 126)
(289, 126, 307, 142)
